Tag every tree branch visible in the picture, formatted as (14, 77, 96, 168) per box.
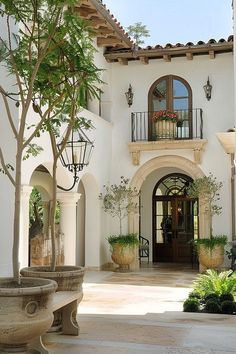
(0, 86, 18, 138)
(0, 147, 15, 186)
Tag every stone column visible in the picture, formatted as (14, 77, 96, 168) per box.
(199, 197, 211, 239)
(19, 185, 33, 269)
(57, 192, 81, 265)
(128, 195, 140, 271)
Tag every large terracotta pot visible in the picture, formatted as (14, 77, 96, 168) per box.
(0, 277, 57, 353)
(198, 244, 225, 270)
(155, 120, 176, 139)
(111, 244, 136, 272)
(20, 265, 84, 331)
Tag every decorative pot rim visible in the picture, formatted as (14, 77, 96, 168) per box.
(20, 265, 85, 278)
(0, 277, 57, 296)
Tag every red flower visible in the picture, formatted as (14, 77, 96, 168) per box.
(152, 110, 178, 122)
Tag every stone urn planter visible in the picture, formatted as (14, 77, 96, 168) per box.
(111, 243, 136, 271)
(107, 234, 139, 272)
(0, 277, 57, 353)
(198, 244, 225, 270)
(20, 265, 84, 330)
(193, 235, 227, 272)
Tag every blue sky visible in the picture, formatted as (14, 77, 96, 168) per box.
(103, 0, 233, 46)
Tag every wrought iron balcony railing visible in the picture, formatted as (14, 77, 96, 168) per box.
(131, 109, 203, 142)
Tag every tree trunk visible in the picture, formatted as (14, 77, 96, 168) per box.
(50, 160, 58, 271)
(13, 149, 23, 281)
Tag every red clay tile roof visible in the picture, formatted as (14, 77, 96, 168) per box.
(104, 36, 233, 63)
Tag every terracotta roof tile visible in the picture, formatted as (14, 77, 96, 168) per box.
(197, 41, 205, 45)
(139, 36, 233, 51)
(98, 1, 132, 43)
(208, 39, 217, 44)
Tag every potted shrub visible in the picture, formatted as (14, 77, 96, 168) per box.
(99, 176, 140, 271)
(152, 109, 178, 139)
(187, 173, 227, 270)
(0, 0, 100, 349)
(107, 234, 140, 271)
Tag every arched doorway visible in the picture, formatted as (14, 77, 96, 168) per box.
(152, 173, 198, 263)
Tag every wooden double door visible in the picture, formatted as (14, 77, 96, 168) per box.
(153, 196, 198, 263)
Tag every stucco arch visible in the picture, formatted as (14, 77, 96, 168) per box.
(130, 155, 204, 191)
(129, 155, 209, 242)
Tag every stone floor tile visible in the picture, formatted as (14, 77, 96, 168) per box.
(45, 264, 236, 354)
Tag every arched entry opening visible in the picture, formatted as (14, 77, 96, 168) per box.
(153, 173, 198, 263)
(129, 155, 208, 267)
(29, 164, 64, 267)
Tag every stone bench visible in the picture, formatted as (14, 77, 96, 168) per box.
(30, 290, 83, 354)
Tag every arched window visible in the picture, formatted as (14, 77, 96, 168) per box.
(148, 75, 192, 140)
(154, 173, 192, 196)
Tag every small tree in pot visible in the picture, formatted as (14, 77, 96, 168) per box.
(99, 176, 140, 271)
(0, 0, 100, 349)
(187, 173, 227, 270)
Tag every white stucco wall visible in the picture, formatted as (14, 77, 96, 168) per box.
(22, 108, 113, 269)
(106, 53, 233, 241)
(0, 7, 234, 273)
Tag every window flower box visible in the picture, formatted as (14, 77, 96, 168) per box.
(153, 110, 178, 139)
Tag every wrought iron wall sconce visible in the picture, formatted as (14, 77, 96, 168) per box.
(125, 84, 134, 107)
(203, 77, 212, 101)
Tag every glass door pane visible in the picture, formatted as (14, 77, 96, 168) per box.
(155, 200, 172, 244)
(152, 79, 167, 111)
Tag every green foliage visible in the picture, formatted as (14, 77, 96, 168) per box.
(184, 271, 236, 314)
(0, 163, 14, 174)
(0, 0, 102, 277)
(29, 188, 43, 227)
(205, 299, 221, 313)
(193, 235, 227, 251)
(187, 173, 223, 217)
(99, 176, 139, 235)
(126, 22, 150, 46)
(226, 246, 236, 270)
(193, 269, 236, 297)
(221, 300, 236, 314)
(219, 293, 234, 302)
(0, 0, 102, 136)
(183, 298, 200, 312)
(107, 234, 139, 248)
(23, 144, 44, 160)
(203, 293, 220, 304)
(188, 291, 201, 299)
(29, 187, 60, 238)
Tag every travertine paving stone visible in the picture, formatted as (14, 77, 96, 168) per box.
(45, 264, 236, 353)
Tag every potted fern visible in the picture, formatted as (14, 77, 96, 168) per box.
(99, 177, 140, 271)
(187, 173, 227, 270)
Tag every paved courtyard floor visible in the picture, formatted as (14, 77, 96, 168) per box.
(45, 263, 236, 354)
